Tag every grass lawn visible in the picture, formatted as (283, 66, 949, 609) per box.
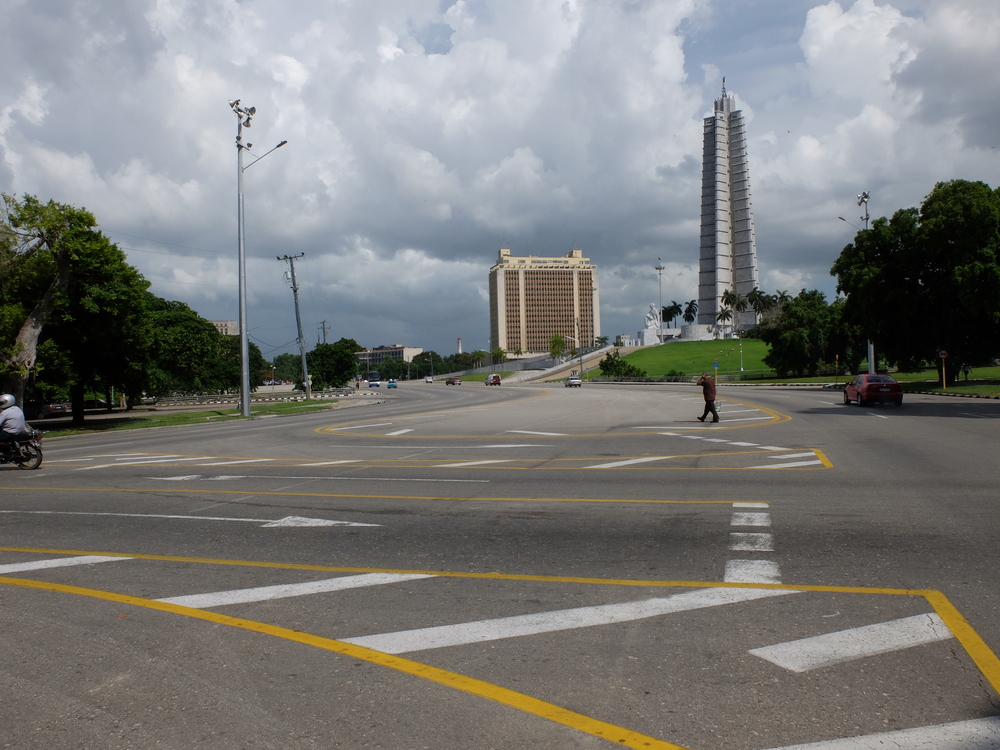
(39, 399, 342, 438)
(621, 339, 772, 379)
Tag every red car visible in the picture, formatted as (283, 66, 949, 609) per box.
(844, 374, 903, 406)
(485, 374, 501, 385)
(445, 377, 461, 385)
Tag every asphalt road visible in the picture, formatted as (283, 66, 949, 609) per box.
(2, 380, 999, 750)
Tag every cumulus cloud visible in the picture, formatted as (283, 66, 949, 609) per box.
(0, 0, 998, 354)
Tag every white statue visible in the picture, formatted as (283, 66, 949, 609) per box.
(644, 303, 659, 330)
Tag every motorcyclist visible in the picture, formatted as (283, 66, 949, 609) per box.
(0, 394, 27, 443)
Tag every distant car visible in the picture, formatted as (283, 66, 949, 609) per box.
(387, 379, 397, 389)
(844, 374, 902, 406)
(425, 376, 434, 383)
(565, 376, 582, 387)
(445, 377, 461, 385)
(485, 374, 502, 385)
(24, 402, 70, 419)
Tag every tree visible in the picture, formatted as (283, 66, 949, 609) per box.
(307, 338, 362, 389)
(271, 353, 301, 382)
(1, 194, 122, 403)
(549, 334, 566, 359)
(490, 348, 508, 365)
(594, 335, 609, 347)
(682, 300, 699, 324)
(597, 349, 647, 378)
(758, 290, 834, 377)
(207, 336, 266, 394)
(412, 350, 445, 378)
(145, 296, 223, 397)
(831, 180, 1000, 378)
(715, 307, 733, 336)
(663, 301, 683, 327)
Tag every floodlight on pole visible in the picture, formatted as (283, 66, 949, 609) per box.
(654, 259, 665, 342)
(230, 99, 287, 417)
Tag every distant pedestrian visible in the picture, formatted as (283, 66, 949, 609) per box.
(962, 364, 971, 381)
(696, 372, 720, 423)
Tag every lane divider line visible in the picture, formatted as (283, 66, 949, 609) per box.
(0, 555, 132, 574)
(0, 575, 691, 750)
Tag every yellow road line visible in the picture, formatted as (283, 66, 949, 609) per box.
(3, 487, 735, 504)
(924, 590, 1000, 695)
(0, 574, 688, 750)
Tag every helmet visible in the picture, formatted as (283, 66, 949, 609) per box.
(0, 394, 14, 410)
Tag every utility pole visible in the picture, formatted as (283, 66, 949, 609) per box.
(654, 258, 665, 343)
(857, 191, 874, 373)
(318, 320, 329, 345)
(278, 253, 312, 399)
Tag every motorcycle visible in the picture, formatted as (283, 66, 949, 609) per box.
(0, 429, 44, 470)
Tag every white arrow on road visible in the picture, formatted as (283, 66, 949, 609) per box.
(0, 510, 379, 527)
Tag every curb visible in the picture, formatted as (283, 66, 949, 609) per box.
(908, 390, 1000, 400)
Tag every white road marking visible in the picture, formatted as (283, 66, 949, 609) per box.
(156, 474, 489, 484)
(706, 416, 773, 423)
(729, 532, 774, 551)
(341, 586, 799, 654)
(43, 458, 95, 463)
(0, 510, 378, 527)
(296, 460, 362, 466)
(326, 423, 393, 431)
(764, 717, 1000, 749)
(433, 459, 512, 468)
(0, 555, 132, 574)
(677, 435, 705, 440)
(751, 460, 823, 469)
(158, 475, 202, 481)
(199, 458, 275, 466)
(770, 452, 818, 460)
(78, 457, 205, 470)
(731, 512, 771, 527)
(734, 502, 769, 508)
(725, 559, 781, 583)
(480, 444, 551, 448)
(756, 446, 791, 451)
(866, 412, 889, 419)
(749, 613, 953, 673)
(585, 456, 675, 469)
(156, 573, 432, 608)
(385, 429, 414, 436)
(505, 430, 567, 436)
(718, 409, 762, 414)
(728, 441, 758, 446)
(700, 438, 730, 442)
(116, 454, 181, 461)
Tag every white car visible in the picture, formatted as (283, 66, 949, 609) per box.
(425, 376, 434, 383)
(565, 376, 582, 387)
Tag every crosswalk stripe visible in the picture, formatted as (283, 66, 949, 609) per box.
(770, 452, 818, 460)
(751, 460, 822, 469)
(749, 613, 953, 673)
(155, 573, 434, 608)
(763, 717, 1000, 749)
(725, 559, 781, 583)
(340, 586, 799, 654)
(297, 460, 362, 466)
(729, 532, 774, 551)
(385, 429, 414, 435)
(585, 456, 674, 469)
(433, 459, 512, 468)
(0, 556, 131, 574)
(199, 459, 275, 466)
(731, 512, 771, 527)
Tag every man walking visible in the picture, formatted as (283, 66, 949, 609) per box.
(696, 372, 720, 423)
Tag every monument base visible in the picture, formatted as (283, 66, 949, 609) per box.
(639, 328, 660, 346)
(680, 324, 715, 341)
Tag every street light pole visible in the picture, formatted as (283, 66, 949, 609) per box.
(654, 259, 665, 342)
(229, 99, 287, 417)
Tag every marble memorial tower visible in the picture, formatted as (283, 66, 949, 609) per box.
(697, 80, 759, 330)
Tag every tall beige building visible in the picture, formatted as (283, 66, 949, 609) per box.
(489, 247, 601, 356)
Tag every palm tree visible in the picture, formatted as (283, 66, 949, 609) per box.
(664, 301, 683, 327)
(683, 299, 699, 324)
(716, 307, 733, 336)
(776, 290, 792, 306)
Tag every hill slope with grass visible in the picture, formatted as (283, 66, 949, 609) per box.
(618, 340, 772, 379)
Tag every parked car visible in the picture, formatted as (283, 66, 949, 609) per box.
(24, 401, 70, 420)
(387, 379, 397, 389)
(844, 374, 903, 406)
(425, 376, 434, 383)
(485, 374, 502, 385)
(445, 377, 462, 385)
(565, 375, 583, 387)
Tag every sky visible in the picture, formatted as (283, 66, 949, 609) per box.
(2, 0, 999, 359)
